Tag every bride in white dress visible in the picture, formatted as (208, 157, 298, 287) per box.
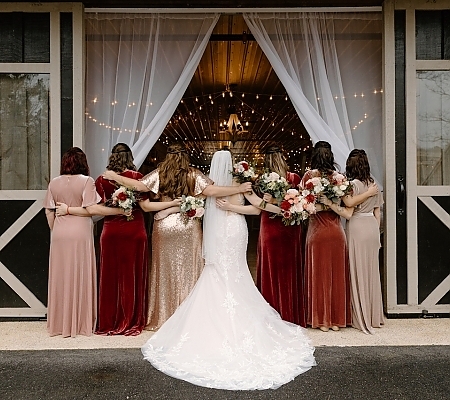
(141, 150, 316, 390)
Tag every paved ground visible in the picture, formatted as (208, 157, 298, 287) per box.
(1, 319, 449, 399)
(1, 346, 449, 400)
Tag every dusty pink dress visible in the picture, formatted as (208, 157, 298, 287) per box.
(43, 175, 101, 337)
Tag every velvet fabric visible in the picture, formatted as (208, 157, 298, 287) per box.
(301, 170, 351, 329)
(256, 172, 306, 327)
(95, 170, 149, 336)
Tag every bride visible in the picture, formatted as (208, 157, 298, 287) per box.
(141, 150, 316, 390)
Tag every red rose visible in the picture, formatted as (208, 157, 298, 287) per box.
(282, 210, 291, 218)
(305, 194, 315, 203)
(281, 200, 291, 211)
(186, 209, 196, 217)
(241, 162, 249, 171)
(117, 192, 128, 201)
(305, 182, 314, 190)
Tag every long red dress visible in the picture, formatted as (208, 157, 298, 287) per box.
(95, 170, 148, 336)
(301, 169, 351, 329)
(256, 172, 306, 327)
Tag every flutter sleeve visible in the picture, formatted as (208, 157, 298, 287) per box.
(82, 176, 102, 207)
(43, 180, 56, 209)
(140, 169, 159, 195)
(193, 169, 213, 196)
(375, 186, 384, 208)
(95, 176, 107, 203)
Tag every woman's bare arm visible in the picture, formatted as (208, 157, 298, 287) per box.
(216, 198, 261, 215)
(45, 209, 55, 230)
(319, 195, 354, 220)
(202, 182, 252, 197)
(102, 170, 149, 192)
(55, 202, 125, 217)
(343, 183, 378, 208)
(244, 192, 281, 214)
(374, 207, 381, 227)
(139, 198, 182, 212)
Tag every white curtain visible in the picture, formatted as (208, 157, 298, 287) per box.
(85, 13, 219, 178)
(244, 12, 382, 182)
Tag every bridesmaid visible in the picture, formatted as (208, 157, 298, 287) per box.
(256, 145, 306, 327)
(44, 147, 124, 337)
(300, 141, 353, 332)
(56, 143, 181, 335)
(343, 149, 384, 334)
(103, 143, 252, 330)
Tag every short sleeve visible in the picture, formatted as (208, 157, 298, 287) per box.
(193, 169, 213, 196)
(351, 180, 361, 196)
(82, 176, 102, 207)
(287, 172, 301, 187)
(95, 176, 107, 203)
(140, 169, 159, 194)
(375, 188, 384, 208)
(43, 181, 56, 209)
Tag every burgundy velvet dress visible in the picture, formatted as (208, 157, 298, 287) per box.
(301, 169, 351, 329)
(256, 172, 306, 327)
(95, 170, 149, 336)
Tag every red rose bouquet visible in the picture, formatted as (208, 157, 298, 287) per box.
(180, 195, 205, 224)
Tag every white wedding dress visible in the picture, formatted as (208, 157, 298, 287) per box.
(141, 151, 315, 390)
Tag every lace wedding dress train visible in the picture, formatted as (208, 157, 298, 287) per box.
(141, 212, 316, 390)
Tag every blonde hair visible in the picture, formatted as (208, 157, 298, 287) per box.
(264, 146, 288, 177)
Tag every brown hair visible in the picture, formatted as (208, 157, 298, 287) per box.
(311, 141, 338, 173)
(345, 149, 373, 185)
(158, 143, 195, 198)
(60, 147, 89, 176)
(264, 145, 288, 177)
(107, 143, 136, 173)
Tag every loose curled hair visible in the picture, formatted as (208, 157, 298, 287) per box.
(107, 143, 136, 173)
(345, 149, 373, 185)
(60, 147, 89, 176)
(158, 144, 195, 198)
(264, 145, 288, 178)
(310, 141, 338, 173)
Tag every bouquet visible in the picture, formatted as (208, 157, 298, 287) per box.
(280, 188, 317, 226)
(320, 172, 353, 203)
(302, 172, 352, 208)
(105, 186, 140, 221)
(180, 195, 205, 224)
(231, 160, 258, 184)
(255, 171, 292, 208)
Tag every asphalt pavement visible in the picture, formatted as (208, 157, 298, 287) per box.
(1, 346, 449, 400)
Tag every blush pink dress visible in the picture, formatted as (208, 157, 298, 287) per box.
(43, 174, 101, 337)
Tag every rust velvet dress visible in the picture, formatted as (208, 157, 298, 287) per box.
(141, 168, 212, 331)
(95, 170, 149, 336)
(301, 169, 351, 329)
(256, 172, 306, 327)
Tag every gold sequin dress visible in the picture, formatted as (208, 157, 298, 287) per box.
(141, 169, 212, 330)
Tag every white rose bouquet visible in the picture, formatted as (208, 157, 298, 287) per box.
(255, 171, 292, 208)
(180, 195, 205, 224)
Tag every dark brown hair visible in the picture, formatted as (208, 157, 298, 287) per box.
(158, 143, 195, 198)
(60, 147, 89, 176)
(107, 143, 136, 173)
(345, 149, 373, 184)
(310, 141, 338, 173)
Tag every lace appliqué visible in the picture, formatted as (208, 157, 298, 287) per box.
(222, 292, 238, 317)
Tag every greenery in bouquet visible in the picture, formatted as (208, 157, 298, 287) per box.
(231, 160, 258, 184)
(105, 185, 140, 221)
(320, 172, 353, 203)
(180, 195, 205, 224)
(280, 188, 316, 226)
(255, 170, 292, 208)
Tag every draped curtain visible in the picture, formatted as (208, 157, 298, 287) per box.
(243, 12, 383, 183)
(85, 13, 219, 178)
